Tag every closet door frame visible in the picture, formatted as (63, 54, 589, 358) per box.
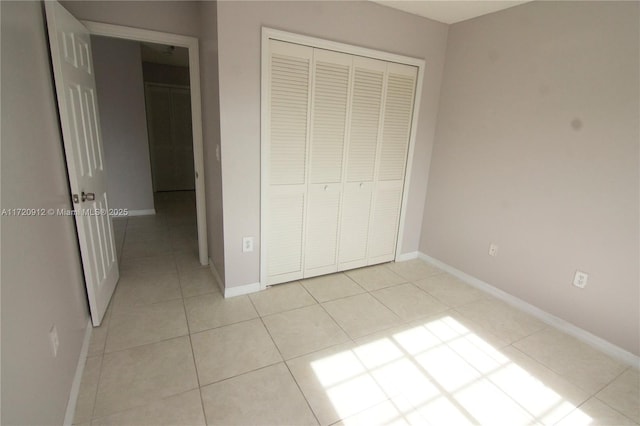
(260, 28, 425, 290)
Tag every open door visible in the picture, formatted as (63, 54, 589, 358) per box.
(45, 1, 118, 326)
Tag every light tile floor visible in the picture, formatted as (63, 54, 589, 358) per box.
(74, 191, 639, 425)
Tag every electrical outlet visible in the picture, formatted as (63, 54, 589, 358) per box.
(49, 325, 59, 357)
(242, 237, 254, 253)
(573, 270, 588, 288)
(488, 243, 498, 257)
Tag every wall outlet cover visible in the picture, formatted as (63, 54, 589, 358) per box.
(573, 270, 589, 288)
(242, 237, 254, 253)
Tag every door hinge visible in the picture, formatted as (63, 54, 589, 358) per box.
(72, 194, 80, 204)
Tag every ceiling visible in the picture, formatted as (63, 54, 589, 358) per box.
(370, 0, 533, 24)
(140, 42, 189, 67)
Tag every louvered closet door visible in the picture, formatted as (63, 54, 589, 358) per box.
(368, 63, 418, 264)
(338, 57, 386, 270)
(304, 49, 352, 277)
(266, 41, 313, 285)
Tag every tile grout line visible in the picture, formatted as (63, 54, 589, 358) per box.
(91, 205, 203, 422)
(98, 214, 640, 425)
(282, 361, 322, 426)
(162, 198, 208, 424)
(87, 215, 131, 423)
(248, 295, 323, 425)
(168, 214, 209, 424)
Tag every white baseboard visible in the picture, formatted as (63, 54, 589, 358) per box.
(208, 258, 225, 294)
(418, 252, 640, 368)
(395, 251, 419, 262)
(225, 281, 261, 298)
(207, 258, 261, 298)
(63, 319, 92, 426)
(126, 209, 156, 217)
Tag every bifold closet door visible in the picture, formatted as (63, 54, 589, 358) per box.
(303, 49, 351, 278)
(368, 63, 417, 264)
(265, 41, 312, 285)
(338, 57, 386, 270)
(265, 38, 419, 285)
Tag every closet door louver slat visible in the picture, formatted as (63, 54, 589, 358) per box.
(378, 66, 417, 182)
(309, 52, 351, 184)
(269, 50, 311, 186)
(346, 60, 385, 183)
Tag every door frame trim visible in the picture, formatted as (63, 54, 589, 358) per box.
(260, 27, 426, 289)
(83, 21, 208, 266)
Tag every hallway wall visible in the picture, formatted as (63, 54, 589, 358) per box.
(92, 36, 155, 213)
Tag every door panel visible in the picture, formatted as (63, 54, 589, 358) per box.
(145, 85, 195, 192)
(368, 181, 404, 263)
(169, 88, 195, 189)
(267, 188, 306, 284)
(46, 1, 118, 326)
(338, 182, 373, 269)
(266, 41, 313, 285)
(304, 183, 341, 276)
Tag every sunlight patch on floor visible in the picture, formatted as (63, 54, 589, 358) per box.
(311, 315, 588, 425)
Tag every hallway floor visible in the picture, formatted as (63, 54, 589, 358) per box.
(73, 192, 639, 426)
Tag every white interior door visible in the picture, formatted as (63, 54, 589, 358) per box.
(46, 1, 118, 326)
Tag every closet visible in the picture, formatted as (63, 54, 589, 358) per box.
(264, 39, 419, 286)
(144, 84, 195, 192)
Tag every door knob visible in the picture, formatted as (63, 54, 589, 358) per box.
(81, 191, 95, 202)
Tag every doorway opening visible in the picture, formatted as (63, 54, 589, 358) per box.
(91, 35, 201, 268)
(85, 22, 208, 268)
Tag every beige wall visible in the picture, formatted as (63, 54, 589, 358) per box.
(216, 0, 449, 288)
(61, 0, 200, 38)
(422, 1, 639, 355)
(199, 1, 225, 281)
(1, 2, 90, 423)
(92, 36, 155, 212)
